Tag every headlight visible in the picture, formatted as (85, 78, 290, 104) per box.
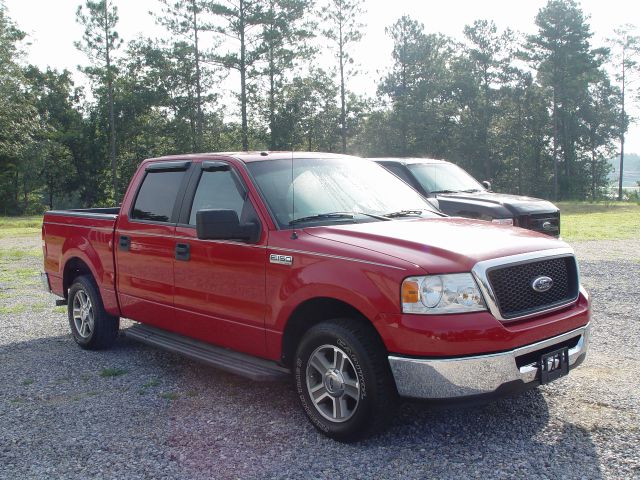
(491, 218, 514, 226)
(401, 274, 486, 314)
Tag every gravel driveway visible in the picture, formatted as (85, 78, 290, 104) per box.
(0, 236, 638, 479)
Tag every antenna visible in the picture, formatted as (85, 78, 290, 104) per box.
(290, 148, 298, 239)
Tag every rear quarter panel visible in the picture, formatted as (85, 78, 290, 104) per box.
(43, 212, 119, 315)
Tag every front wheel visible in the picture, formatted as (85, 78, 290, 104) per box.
(68, 275, 119, 350)
(294, 318, 397, 442)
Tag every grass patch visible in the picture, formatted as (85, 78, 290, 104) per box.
(138, 378, 161, 395)
(0, 266, 39, 286)
(22, 379, 34, 386)
(0, 248, 41, 260)
(0, 304, 27, 314)
(143, 378, 160, 388)
(0, 216, 42, 240)
(558, 202, 640, 241)
(99, 368, 128, 378)
(159, 392, 179, 401)
(0, 217, 42, 229)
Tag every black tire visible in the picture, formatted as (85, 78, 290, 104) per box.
(67, 275, 119, 350)
(294, 318, 397, 442)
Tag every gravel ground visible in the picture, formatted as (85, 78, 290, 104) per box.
(0, 235, 639, 479)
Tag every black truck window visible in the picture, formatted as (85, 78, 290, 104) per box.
(131, 171, 185, 222)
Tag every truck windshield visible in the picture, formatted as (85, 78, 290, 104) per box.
(247, 158, 439, 228)
(408, 163, 484, 194)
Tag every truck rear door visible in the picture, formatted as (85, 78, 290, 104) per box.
(115, 160, 192, 330)
(173, 160, 268, 357)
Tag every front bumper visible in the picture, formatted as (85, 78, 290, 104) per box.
(388, 323, 589, 399)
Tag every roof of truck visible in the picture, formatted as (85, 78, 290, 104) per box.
(371, 157, 451, 165)
(144, 151, 358, 164)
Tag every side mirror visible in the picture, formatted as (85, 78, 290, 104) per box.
(196, 209, 260, 243)
(482, 180, 492, 191)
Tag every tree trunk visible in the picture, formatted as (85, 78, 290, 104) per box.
(552, 89, 558, 200)
(104, 0, 118, 203)
(240, 0, 249, 151)
(268, 1, 276, 150)
(339, 18, 346, 154)
(193, 0, 203, 151)
(618, 48, 626, 201)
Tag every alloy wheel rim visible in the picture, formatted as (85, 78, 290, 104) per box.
(72, 290, 94, 338)
(306, 344, 360, 423)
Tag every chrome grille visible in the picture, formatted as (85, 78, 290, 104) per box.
(486, 256, 579, 319)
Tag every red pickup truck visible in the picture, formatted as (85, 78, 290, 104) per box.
(42, 152, 590, 441)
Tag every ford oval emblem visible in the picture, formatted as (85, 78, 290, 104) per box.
(532, 276, 553, 293)
(542, 221, 552, 230)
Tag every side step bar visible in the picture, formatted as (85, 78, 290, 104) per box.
(125, 323, 290, 382)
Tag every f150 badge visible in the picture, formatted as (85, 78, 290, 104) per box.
(270, 254, 293, 266)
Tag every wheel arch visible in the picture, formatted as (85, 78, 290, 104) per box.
(280, 296, 387, 368)
(62, 257, 95, 299)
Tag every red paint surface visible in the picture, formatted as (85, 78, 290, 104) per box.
(43, 154, 591, 362)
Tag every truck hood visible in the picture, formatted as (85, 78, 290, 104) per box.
(436, 191, 558, 216)
(304, 217, 568, 273)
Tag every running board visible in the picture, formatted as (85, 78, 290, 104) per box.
(125, 323, 290, 382)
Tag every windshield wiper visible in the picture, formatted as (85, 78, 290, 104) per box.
(289, 211, 390, 226)
(289, 213, 354, 225)
(430, 189, 458, 194)
(383, 209, 425, 218)
(459, 188, 482, 193)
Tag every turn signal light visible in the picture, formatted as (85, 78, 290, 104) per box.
(401, 280, 420, 304)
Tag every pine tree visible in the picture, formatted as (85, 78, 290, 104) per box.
(208, 0, 266, 151)
(153, 0, 216, 152)
(260, 0, 315, 149)
(322, 0, 364, 153)
(525, 0, 606, 199)
(608, 25, 640, 200)
(75, 0, 122, 201)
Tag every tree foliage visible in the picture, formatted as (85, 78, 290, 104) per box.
(0, 0, 632, 214)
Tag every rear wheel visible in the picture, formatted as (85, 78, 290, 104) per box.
(68, 275, 119, 350)
(294, 318, 397, 442)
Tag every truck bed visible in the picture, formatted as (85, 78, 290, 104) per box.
(42, 208, 120, 315)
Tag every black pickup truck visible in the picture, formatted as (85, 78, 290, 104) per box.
(374, 158, 560, 237)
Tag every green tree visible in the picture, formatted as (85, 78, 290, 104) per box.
(24, 67, 85, 208)
(75, 0, 122, 201)
(153, 0, 217, 151)
(208, 0, 266, 151)
(378, 16, 457, 158)
(582, 75, 619, 199)
(322, 0, 364, 153)
(525, 0, 607, 199)
(608, 24, 640, 200)
(270, 69, 341, 150)
(463, 20, 515, 179)
(0, 5, 42, 214)
(260, 0, 315, 149)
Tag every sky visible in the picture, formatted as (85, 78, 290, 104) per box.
(4, 0, 640, 153)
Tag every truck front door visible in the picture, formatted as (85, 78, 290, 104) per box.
(173, 160, 267, 357)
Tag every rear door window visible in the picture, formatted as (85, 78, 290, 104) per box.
(131, 170, 186, 222)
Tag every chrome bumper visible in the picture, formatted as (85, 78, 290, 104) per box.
(40, 272, 51, 293)
(388, 324, 590, 399)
